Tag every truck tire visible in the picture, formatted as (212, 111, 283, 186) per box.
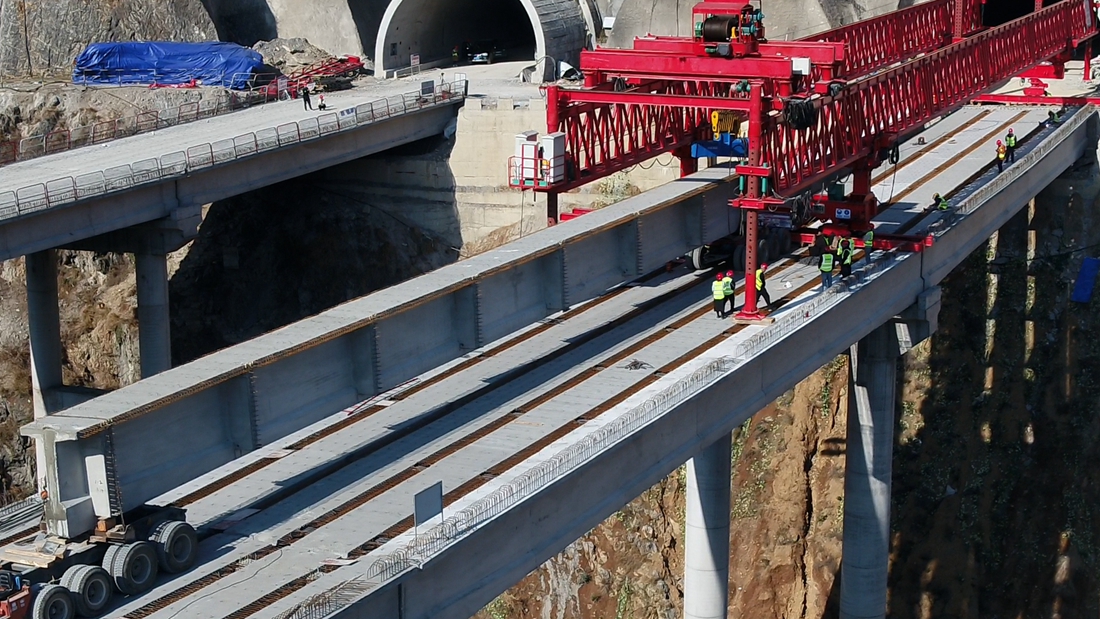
(150, 520, 198, 573)
(689, 246, 705, 271)
(32, 583, 74, 619)
(110, 541, 158, 595)
(64, 566, 112, 617)
(101, 544, 121, 574)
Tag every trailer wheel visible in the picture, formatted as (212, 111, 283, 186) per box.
(32, 584, 73, 619)
(110, 541, 159, 595)
(101, 544, 121, 573)
(689, 246, 705, 271)
(150, 520, 198, 573)
(64, 566, 112, 617)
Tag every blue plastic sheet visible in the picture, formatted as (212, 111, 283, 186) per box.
(1071, 257, 1100, 303)
(72, 42, 264, 90)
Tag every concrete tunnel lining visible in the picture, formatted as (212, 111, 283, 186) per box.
(375, 0, 587, 75)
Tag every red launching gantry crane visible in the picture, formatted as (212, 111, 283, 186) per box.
(508, 0, 1097, 321)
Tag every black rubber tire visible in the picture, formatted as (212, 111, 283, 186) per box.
(150, 520, 198, 574)
(100, 544, 121, 573)
(732, 243, 746, 272)
(689, 246, 705, 271)
(32, 584, 74, 619)
(59, 564, 84, 591)
(110, 541, 159, 595)
(757, 238, 770, 264)
(67, 566, 112, 617)
(780, 229, 792, 255)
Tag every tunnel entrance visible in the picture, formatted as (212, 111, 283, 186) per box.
(376, 0, 538, 72)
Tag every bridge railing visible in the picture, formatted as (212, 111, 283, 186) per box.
(0, 80, 466, 220)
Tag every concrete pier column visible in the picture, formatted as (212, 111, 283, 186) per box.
(684, 432, 731, 619)
(26, 250, 63, 420)
(136, 252, 171, 377)
(840, 322, 900, 619)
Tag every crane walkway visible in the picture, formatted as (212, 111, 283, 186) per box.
(59, 103, 1077, 619)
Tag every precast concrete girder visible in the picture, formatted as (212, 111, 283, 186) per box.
(316, 108, 1095, 619)
(21, 167, 739, 538)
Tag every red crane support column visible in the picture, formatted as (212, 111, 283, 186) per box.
(547, 87, 561, 225)
(676, 146, 699, 177)
(735, 83, 765, 322)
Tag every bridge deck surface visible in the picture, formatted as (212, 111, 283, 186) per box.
(0, 76, 457, 212)
(65, 104, 1064, 619)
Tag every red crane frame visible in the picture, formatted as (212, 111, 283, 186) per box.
(513, 0, 1096, 319)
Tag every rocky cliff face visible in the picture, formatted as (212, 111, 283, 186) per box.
(0, 0, 217, 76)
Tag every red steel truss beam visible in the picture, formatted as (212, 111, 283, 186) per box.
(799, 0, 964, 77)
(765, 0, 1096, 196)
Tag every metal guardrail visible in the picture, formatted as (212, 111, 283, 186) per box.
(268, 105, 1095, 619)
(0, 80, 466, 221)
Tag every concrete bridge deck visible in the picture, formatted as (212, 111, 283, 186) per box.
(20, 104, 1080, 618)
(0, 76, 467, 262)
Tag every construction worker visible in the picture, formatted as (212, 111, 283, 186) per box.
(932, 193, 949, 211)
(819, 248, 836, 290)
(1048, 110, 1061, 125)
(755, 262, 772, 309)
(1004, 128, 1017, 163)
(712, 273, 727, 318)
(721, 270, 735, 315)
(839, 239, 853, 278)
(300, 86, 313, 111)
(995, 140, 1007, 173)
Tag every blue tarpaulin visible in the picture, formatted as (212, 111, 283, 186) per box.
(73, 42, 264, 90)
(1071, 257, 1100, 303)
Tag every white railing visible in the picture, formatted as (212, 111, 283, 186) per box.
(268, 105, 1095, 619)
(0, 80, 466, 221)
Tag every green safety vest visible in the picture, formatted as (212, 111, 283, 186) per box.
(722, 276, 734, 297)
(937, 197, 949, 210)
(712, 280, 726, 300)
(863, 231, 874, 246)
(820, 253, 834, 272)
(842, 245, 853, 265)
(755, 269, 764, 290)
(1005, 134, 1017, 148)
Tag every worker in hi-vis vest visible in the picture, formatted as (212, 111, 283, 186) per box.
(712, 273, 727, 318)
(755, 263, 772, 309)
(932, 193, 949, 211)
(996, 140, 1007, 173)
(839, 239, 853, 278)
(819, 248, 836, 290)
(721, 270, 735, 315)
(1004, 128, 1017, 163)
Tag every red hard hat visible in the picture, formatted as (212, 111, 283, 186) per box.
(761, 263, 769, 269)
(997, 140, 1002, 145)
(1008, 128, 1014, 134)
(717, 274, 724, 281)
(726, 270, 733, 277)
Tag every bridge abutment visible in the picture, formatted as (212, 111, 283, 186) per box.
(684, 431, 731, 619)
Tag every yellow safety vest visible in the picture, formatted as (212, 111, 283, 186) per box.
(755, 269, 764, 290)
(863, 231, 874, 246)
(712, 280, 726, 300)
(997, 145, 1006, 160)
(820, 253, 834, 272)
(1005, 134, 1017, 148)
(842, 245, 853, 265)
(722, 276, 734, 297)
(937, 197, 949, 210)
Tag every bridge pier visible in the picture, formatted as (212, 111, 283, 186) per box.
(840, 321, 899, 619)
(26, 249, 63, 420)
(136, 251, 171, 377)
(684, 431, 731, 619)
